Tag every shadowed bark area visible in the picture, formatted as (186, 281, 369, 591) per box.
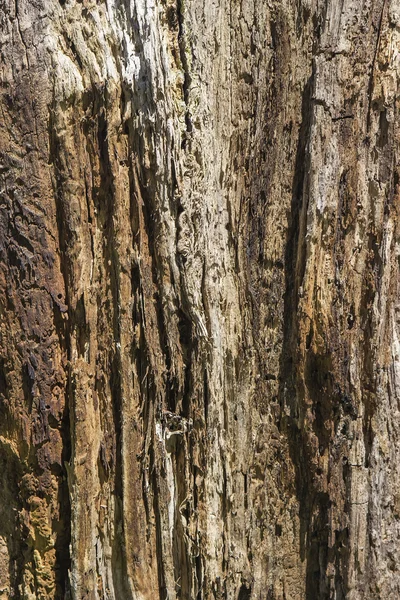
(0, 0, 399, 599)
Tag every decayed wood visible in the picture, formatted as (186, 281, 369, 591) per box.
(0, 0, 399, 598)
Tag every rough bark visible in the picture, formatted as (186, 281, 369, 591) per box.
(0, 0, 399, 598)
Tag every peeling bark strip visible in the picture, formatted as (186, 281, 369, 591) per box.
(0, 0, 399, 598)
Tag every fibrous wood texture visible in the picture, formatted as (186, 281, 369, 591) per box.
(0, 0, 400, 598)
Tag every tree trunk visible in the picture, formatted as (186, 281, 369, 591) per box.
(0, 0, 399, 598)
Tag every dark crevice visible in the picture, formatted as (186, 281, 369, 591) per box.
(47, 100, 73, 597)
(366, 0, 387, 132)
(195, 554, 203, 600)
(54, 388, 72, 598)
(278, 66, 337, 599)
(181, 348, 193, 419)
(177, 0, 193, 147)
(74, 294, 89, 359)
(237, 583, 252, 600)
(62, 32, 84, 71)
(203, 367, 209, 426)
(97, 90, 133, 599)
(153, 462, 169, 600)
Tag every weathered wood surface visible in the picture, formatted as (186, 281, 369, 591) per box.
(0, 0, 399, 598)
